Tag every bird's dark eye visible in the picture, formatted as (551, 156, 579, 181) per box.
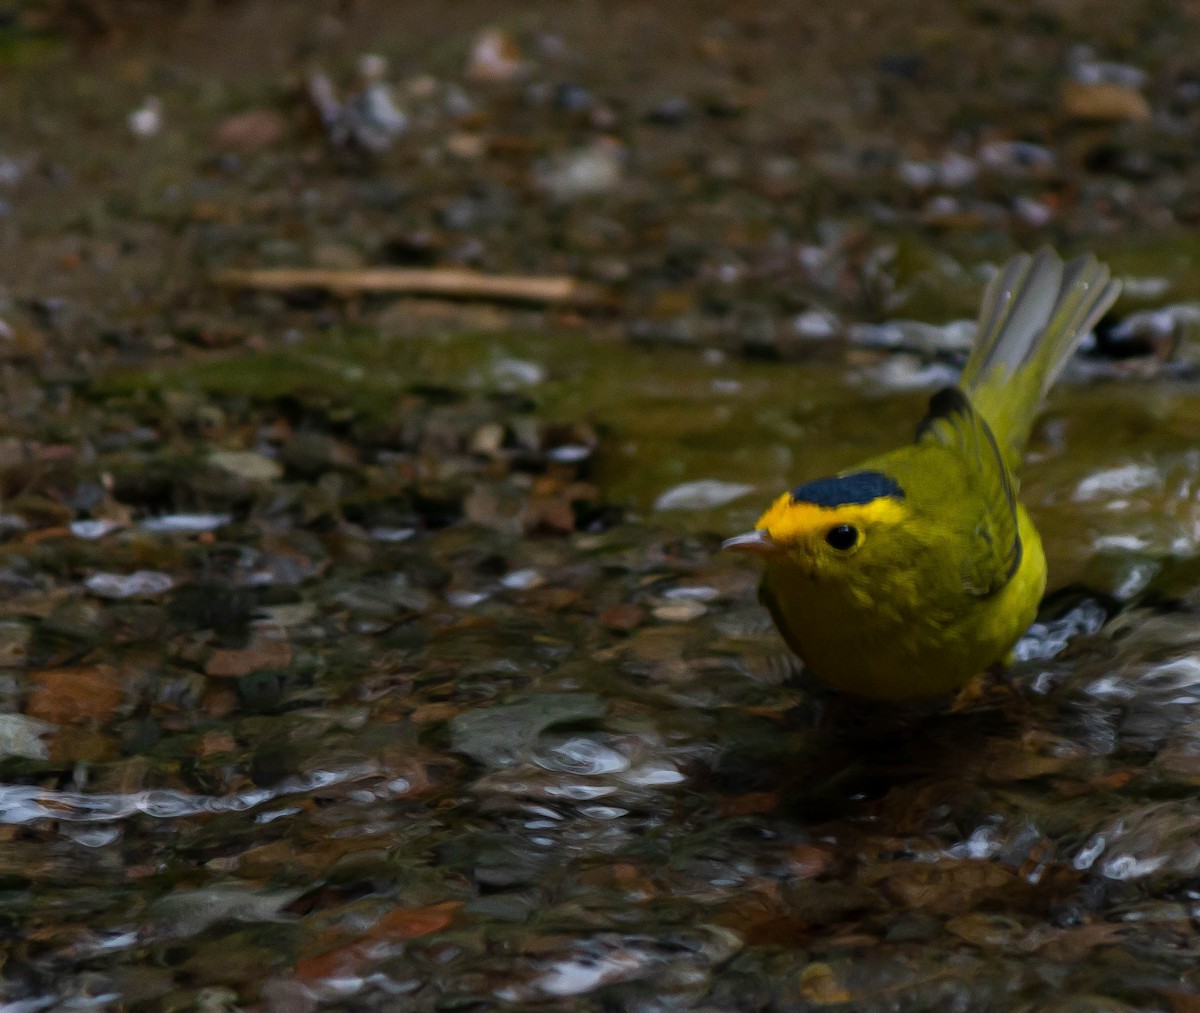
(825, 524, 859, 551)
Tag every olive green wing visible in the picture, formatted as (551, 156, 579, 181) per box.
(915, 386, 1022, 597)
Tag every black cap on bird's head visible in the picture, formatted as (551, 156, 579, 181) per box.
(786, 471, 905, 508)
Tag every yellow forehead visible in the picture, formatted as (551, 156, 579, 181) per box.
(756, 492, 906, 542)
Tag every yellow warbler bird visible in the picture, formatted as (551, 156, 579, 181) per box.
(724, 248, 1120, 700)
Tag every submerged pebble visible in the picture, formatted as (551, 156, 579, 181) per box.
(536, 140, 624, 200)
(0, 714, 56, 761)
(85, 571, 175, 599)
(652, 600, 707, 622)
(208, 450, 283, 482)
(70, 519, 122, 539)
(654, 479, 755, 511)
(139, 513, 231, 534)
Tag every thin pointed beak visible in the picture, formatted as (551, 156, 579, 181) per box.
(721, 529, 780, 554)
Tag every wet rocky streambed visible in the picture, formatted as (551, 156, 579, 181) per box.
(7, 2, 1200, 1010)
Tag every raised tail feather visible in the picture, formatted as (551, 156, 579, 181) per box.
(961, 247, 1121, 466)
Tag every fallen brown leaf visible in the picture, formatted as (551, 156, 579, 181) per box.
(367, 901, 461, 942)
(27, 665, 122, 724)
(296, 901, 462, 984)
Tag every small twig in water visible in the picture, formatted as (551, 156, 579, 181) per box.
(214, 267, 607, 307)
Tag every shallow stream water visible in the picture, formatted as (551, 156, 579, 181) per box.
(0, 329, 1197, 1010)
(6, 2, 1200, 1009)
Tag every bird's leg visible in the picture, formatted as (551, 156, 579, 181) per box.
(950, 663, 1026, 714)
(985, 661, 1031, 718)
(949, 673, 990, 713)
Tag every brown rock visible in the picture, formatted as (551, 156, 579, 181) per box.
(523, 495, 575, 533)
(599, 603, 646, 632)
(1061, 80, 1151, 122)
(215, 109, 287, 150)
(197, 730, 237, 756)
(206, 640, 292, 677)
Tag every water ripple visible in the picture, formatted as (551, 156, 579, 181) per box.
(0, 764, 379, 828)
